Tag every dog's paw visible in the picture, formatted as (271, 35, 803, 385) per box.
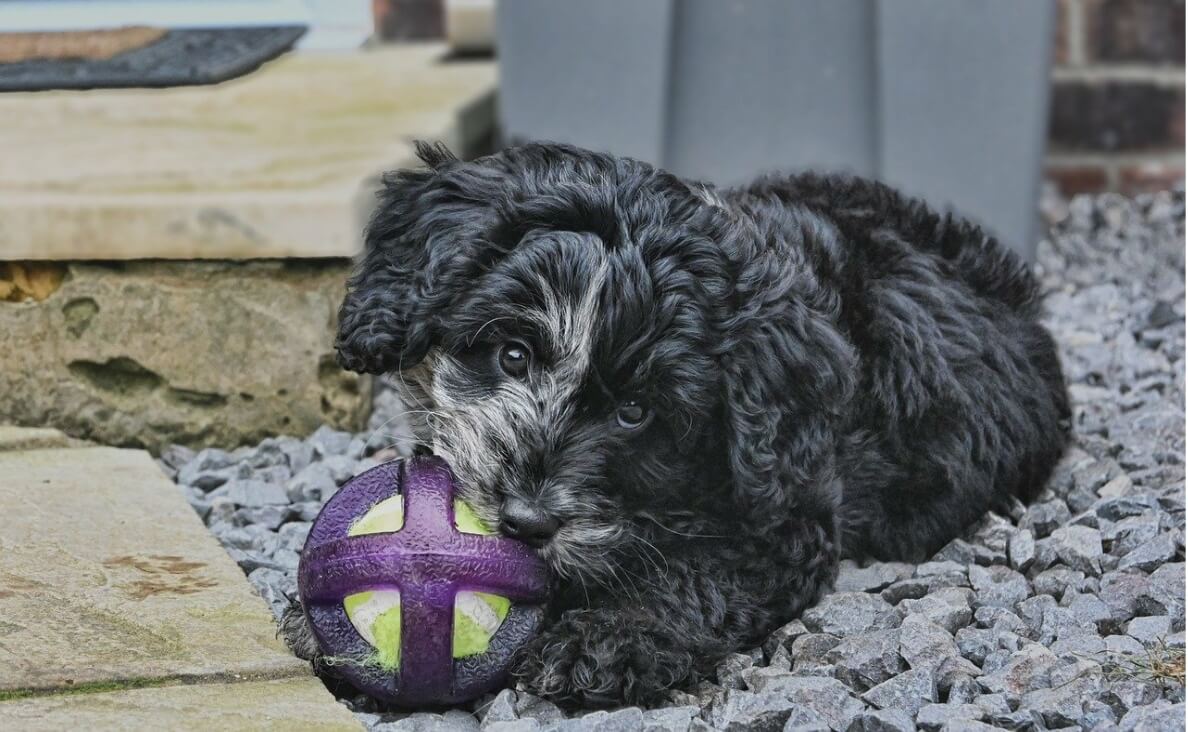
(511, 609, 693, 708)
(278, 594, 322, 663)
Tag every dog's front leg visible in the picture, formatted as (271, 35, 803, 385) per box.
(513, 517, 838, 708)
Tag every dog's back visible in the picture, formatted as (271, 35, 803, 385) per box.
(728, 172, 1071, 561)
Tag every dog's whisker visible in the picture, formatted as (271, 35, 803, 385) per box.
(631, 535, 670, 578)
(634, 513, 726, 539)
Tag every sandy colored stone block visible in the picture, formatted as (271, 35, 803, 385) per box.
(0, 425, 71, 451)
(0, 447, 308, 693)
(0, 260, 369, 451)
(0, 677, 360, 731)
(0, 44, 495, 261)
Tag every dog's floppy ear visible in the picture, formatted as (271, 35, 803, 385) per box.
(336, 142, 495, 374)
(717, 244, 856, 525)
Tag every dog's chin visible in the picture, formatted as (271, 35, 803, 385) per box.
(537, 520, 630, 590)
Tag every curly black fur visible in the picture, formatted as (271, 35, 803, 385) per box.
(297, 142, 1069, 708)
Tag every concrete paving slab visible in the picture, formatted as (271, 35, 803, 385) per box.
(0, 676, 361, 731)
(0, 446, 307, 693)
(0, 44, 495, 261)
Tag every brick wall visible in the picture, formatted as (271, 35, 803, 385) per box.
(1049, 0, 1185, 194)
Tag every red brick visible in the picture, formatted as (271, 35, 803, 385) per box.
(1119, 161, 1186, 194)
(373, 0, 444, 42)
(1054, 0, 1071, 66)
(1085, 0, 1185, 64)
(1049, 81, 1183, 151)
(1046, 164, 1110, 195)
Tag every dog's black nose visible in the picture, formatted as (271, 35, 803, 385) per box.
(499, 497, 560, 547)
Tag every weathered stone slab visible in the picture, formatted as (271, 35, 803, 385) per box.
(0, 447, 307, 693)
(0, 677, 360, 731)
(0, 261, 368, 450)
(0, 44, 495, 261)
(0, 425, 72, 451)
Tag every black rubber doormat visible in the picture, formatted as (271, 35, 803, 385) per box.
(0, 26, 307, 92)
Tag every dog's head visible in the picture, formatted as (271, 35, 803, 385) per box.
(338, 143, 851, 585)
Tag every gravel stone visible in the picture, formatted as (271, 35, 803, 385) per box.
(1116, 533, 1177, 571)
(834, 561, 913, 594)
(1104, 514, 1162, 556)
(715, 652, 755, 690)
(897, 588, 972, 634)
(1119, 702, 1185, 731)
(860, 668, 936, 717)
(480, 690, 519, 726)
(1095, 495, 1161, 521)
(1048, 526, 1104, 575)
(1019, 672, 1107, 728)
(1103, 634, 1146, 655)
(309, 425, 353, 457)
(967, 566, 1030, 609)
(898, 614, 959, 672)
(1031, 568, 1087, 598)
(322, 454, 360, 485)
(736, 676, 864, 730)
(1099, 571, 1151, 624)
(946, 676, 981, 705)
(915, 561, 965, 578)
(1020, 500, 1072, 539)
(1007, 530, 1036, 572)
(555, 708, 644, 732)
(936, 721, 1000, 732)
(915, 704, 986, 731)
(377, 712, 481, 732)
(1136, 562, 1185, 618)
(879, 579, 931, 604)
(234, 505, 286, 530)
(1125, 615, 1174, 647)
(287, 463, 338, 503)
(1061, 591, 1113, 633)
(218, 478, 288, 507)
(640, 707, 697, 731)
(954, 627, 996, 666)
(1079, 701, 1118, 730)
(707, 689, 819, 731)
(825, 629, 905, 691)
(248, 566, 295, 619)
(971, 606, 1026, 635)
(975, 643, 1059, 700)
(802, 593, 900, 637)
(762, 619, 809, 659)
(1103, 680, 1163, 718)
(277, 521, 311, 551)
(787, 633, 842, 673)
(843, 708, 914, 732)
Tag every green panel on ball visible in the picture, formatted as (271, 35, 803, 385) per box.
(348, 495, 405, 536)
(344, 589, 402, 669)
(453, 499, 496, 535)
(453, 591, 511, 657)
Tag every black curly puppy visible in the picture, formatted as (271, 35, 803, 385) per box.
(285, 141, 1070, 707)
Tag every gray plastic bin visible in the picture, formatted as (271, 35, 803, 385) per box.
(496, 0, 1055, 259)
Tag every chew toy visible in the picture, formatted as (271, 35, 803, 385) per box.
(298, 456, 550, 705)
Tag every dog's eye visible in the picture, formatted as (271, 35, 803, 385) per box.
(498, 341, 531, 378)
(616, 400, 650, 430)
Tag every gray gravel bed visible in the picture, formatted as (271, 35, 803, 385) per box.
(165, 188, 1186, 731)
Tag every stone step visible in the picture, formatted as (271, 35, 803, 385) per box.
(0, 44, 495, 261)
(0, 442, 355, 728)
(0, 260, 370, 450)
